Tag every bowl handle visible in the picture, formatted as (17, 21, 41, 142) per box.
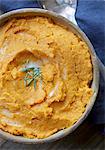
(40, 0, 78, 25)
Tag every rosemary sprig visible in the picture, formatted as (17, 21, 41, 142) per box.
(21, 64, 42, 88)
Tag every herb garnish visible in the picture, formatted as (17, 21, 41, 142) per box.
(21, 63, 42, 89)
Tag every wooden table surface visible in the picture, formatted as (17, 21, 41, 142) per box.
(0, 116, 104, 150)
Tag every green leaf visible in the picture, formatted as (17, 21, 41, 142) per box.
(21, 64, 42, 89)
(26, 78, 34, 86)
(34, 79, 36, 89)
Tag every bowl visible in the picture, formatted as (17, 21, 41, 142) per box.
(0, 8, 99, 144)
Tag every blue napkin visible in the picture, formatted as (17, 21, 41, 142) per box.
(0, 0, 105, 126)
(0, 0, 41, 12)
(76, 0, 105, 125)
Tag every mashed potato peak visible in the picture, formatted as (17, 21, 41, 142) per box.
(0, 17, 93, 138)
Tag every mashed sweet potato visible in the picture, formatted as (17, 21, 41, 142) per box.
(0, 16, 93, 138)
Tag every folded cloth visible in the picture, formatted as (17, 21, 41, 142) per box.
(76, 0, 105, 125)
(0, 0, 41, 12)
(0, 0, 105, 125)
